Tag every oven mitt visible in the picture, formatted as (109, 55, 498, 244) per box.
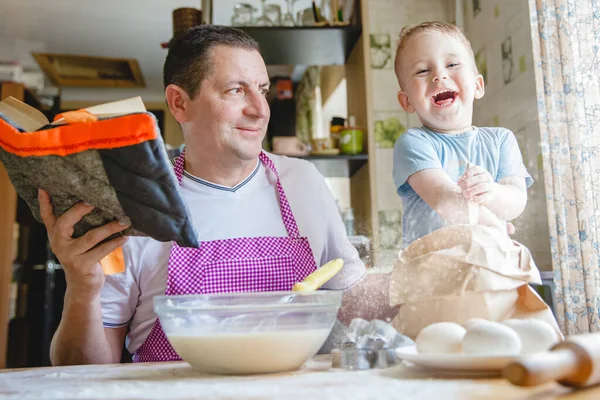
(0, 104, 199, 253)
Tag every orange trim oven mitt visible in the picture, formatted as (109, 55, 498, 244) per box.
(0, 105, 199, 275)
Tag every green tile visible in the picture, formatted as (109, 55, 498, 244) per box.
(493, 115, 500, 126)
(519, 55, 527, 73)
(537, 153, 544, 171)
(475, 47, 487, 83)
(494, 5, 500, 18)
(516, 135, 528, 166)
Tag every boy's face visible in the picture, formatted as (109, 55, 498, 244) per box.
(396, 31, 484, 133)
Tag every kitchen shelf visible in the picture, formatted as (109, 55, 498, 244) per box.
(161, 25, 362, 66)
(239, 26, 362, 66)
(296, 154, 368, 177)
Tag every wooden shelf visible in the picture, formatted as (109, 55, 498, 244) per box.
(162, 25, 362, 66)
(239, 26, 362, 66)
(296, 154, 368, 177)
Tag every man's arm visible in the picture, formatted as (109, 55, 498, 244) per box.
(49, 293, 127, 365)
(309, 164, 366, 291)
(38, 189, 130, 365)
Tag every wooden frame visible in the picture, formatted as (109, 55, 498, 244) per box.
(346, 0, 379, 265)
(32, 53, 146, 88)
(0, 82, 21, 369)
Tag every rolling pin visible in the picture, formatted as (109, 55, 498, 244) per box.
(503, 332, 600, 388)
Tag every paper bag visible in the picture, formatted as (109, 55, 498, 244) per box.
(389, 224, 562, 339)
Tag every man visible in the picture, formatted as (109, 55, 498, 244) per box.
(43, 25, 366, 365)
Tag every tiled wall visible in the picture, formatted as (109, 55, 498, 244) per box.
(367, 0, 454, 267)
(463, 0, 551, 270)
(366, 0, 552, 270)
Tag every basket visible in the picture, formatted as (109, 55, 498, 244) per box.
(172, 8, 202, 39)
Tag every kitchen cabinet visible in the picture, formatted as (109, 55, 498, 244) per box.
(0, 82, 22, 368)
(231, 1, 381, 261)
(0, 82, 64, 369)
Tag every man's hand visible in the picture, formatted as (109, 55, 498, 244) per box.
(459, 164, 497, 205)
(38, 189, 129, 297)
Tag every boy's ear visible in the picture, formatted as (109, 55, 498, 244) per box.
(397, 91, 415, 113)
(474, 74, 485, 100)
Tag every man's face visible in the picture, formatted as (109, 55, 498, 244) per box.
(396, 31, 484, 133)
(185, 45, 270, 162)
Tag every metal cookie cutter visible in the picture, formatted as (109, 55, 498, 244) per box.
(331, 318, 415, 370)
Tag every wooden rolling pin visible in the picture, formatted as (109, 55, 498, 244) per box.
(503, 332, 600, 388)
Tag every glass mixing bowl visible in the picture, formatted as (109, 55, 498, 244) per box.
(153, 290, 343, 375)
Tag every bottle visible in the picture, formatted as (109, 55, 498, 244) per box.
(344, 208, 355, 237)
(340, 115, 364, 154)
(330, 116, 345, 149)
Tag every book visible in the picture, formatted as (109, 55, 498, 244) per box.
(0, 95, 146, 132)
(0, 95, 199, 275)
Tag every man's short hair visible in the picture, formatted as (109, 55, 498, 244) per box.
(163, 25, 260, 99)
(394, 21, 478, 84)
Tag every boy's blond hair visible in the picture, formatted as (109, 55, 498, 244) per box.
(394, 21, 478, 88)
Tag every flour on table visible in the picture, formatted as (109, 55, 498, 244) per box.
(0, 360, 495, 400)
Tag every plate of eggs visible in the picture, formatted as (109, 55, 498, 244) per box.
(395, 318, 561, 373)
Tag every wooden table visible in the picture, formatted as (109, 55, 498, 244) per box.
(1, 356, 599, 399)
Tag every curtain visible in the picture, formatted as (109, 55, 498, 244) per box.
(529, 0, 600, 333)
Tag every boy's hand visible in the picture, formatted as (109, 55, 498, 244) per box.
(459, 165, 497, 205)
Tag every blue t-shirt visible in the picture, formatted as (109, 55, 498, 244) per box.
(393, 126, 533, 247)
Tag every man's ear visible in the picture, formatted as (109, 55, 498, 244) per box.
(165, 84, 192, 123)
(474, 74, 485, 100)
(397, 91, 415, 113)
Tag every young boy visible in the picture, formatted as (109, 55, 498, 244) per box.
(392, 21, 533, 247)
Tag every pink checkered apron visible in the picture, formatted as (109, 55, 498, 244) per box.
(133, 151, 317, 362)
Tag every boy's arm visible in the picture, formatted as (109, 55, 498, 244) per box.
(459, 128, 530, 221)
(484, 176, 527, 220)
(408, 168, 507, 231)
(459, 165, 527, 220)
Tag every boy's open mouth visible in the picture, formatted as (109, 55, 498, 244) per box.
(432, 90, 457, 107)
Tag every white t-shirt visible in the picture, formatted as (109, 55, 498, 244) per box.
(101, 153, 366, 354)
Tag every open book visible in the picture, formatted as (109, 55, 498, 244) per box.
(0, 95, 199, 275)
(0, 96, 146, 132)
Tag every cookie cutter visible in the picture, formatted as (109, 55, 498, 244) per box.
(331, 319, 415, 370)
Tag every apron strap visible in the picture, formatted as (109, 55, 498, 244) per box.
(172, 149, 301, 238)
(258, 151, 301, 238)
(173, 149, 185, 186)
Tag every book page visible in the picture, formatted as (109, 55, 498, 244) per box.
(0, 96, 50, 131)
(52, 96, 147, 124)
(84, 96, 146, 116)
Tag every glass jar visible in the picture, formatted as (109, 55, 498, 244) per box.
(231, 3, 255, 26)
(265, 4, 282, 26)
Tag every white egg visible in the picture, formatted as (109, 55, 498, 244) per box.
(415, 322, 466, 354)
(502, 319, 560, 353)
(463, 318, 490, 330)
(462, 320, 521, 355)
